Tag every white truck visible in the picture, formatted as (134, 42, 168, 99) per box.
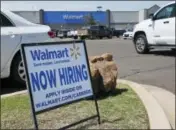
(1, 9, 55, 84)
(132, 1, 175, 54)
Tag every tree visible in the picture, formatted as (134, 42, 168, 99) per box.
(84, 13, 96, 26)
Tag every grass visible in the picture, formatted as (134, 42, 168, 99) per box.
(1, 83, 149, 129)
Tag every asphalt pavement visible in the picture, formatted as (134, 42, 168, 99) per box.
(1, 38, 175, 95)
(85, 38, 175, 94)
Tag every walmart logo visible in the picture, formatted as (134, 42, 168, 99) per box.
(70, 44, 81, 60)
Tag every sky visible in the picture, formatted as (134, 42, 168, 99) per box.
(1, 1, 173, 11)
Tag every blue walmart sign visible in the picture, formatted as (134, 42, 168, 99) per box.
(43, 11, 107, 24)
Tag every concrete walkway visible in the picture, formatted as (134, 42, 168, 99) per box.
(143, 85, 175, 129)
(118, 79, 175, 129)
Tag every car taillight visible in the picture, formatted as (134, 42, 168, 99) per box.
(48, 31, 56, 38)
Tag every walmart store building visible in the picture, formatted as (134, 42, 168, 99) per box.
(13, 5, 159, 30)
(42, 11, 108, 29)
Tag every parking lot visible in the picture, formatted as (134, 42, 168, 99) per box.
(1, 38, 175, 95)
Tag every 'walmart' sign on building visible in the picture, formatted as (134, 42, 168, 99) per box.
(43, 11, 107, 24)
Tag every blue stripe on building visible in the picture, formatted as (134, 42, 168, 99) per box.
(43, 11, 107, 24)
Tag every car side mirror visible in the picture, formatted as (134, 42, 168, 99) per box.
(149, 13, 155, 21)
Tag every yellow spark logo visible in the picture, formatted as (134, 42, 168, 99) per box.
(70, 44, 81, 60)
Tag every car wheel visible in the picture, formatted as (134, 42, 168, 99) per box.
(80, 36, 85, 40)
(99, 36, 103, 39)
(11, 54, 26, 85)
(107, 35, 112, 39)
(171, 48, 176, 51)
(134, 34, 149, 54)
(74, 36, 78, 39)
(89, 35, 94, 40)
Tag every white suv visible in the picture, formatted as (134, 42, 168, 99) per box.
(1, 9, 55, 84)
(132, 2, 175, 54)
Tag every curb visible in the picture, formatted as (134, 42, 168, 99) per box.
(142, 84, 175, 129)
(1, 90, 27, 99)
(118, 79, 171, 129)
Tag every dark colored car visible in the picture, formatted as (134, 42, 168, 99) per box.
(119, 30, 126, 35)
(109, 28, 127, 38)
(111, 28, 120, 37)
(77, 25, 112, 39)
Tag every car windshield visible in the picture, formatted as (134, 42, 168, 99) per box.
(127, 29, 133, 32)
(2, 10, 36, 26)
